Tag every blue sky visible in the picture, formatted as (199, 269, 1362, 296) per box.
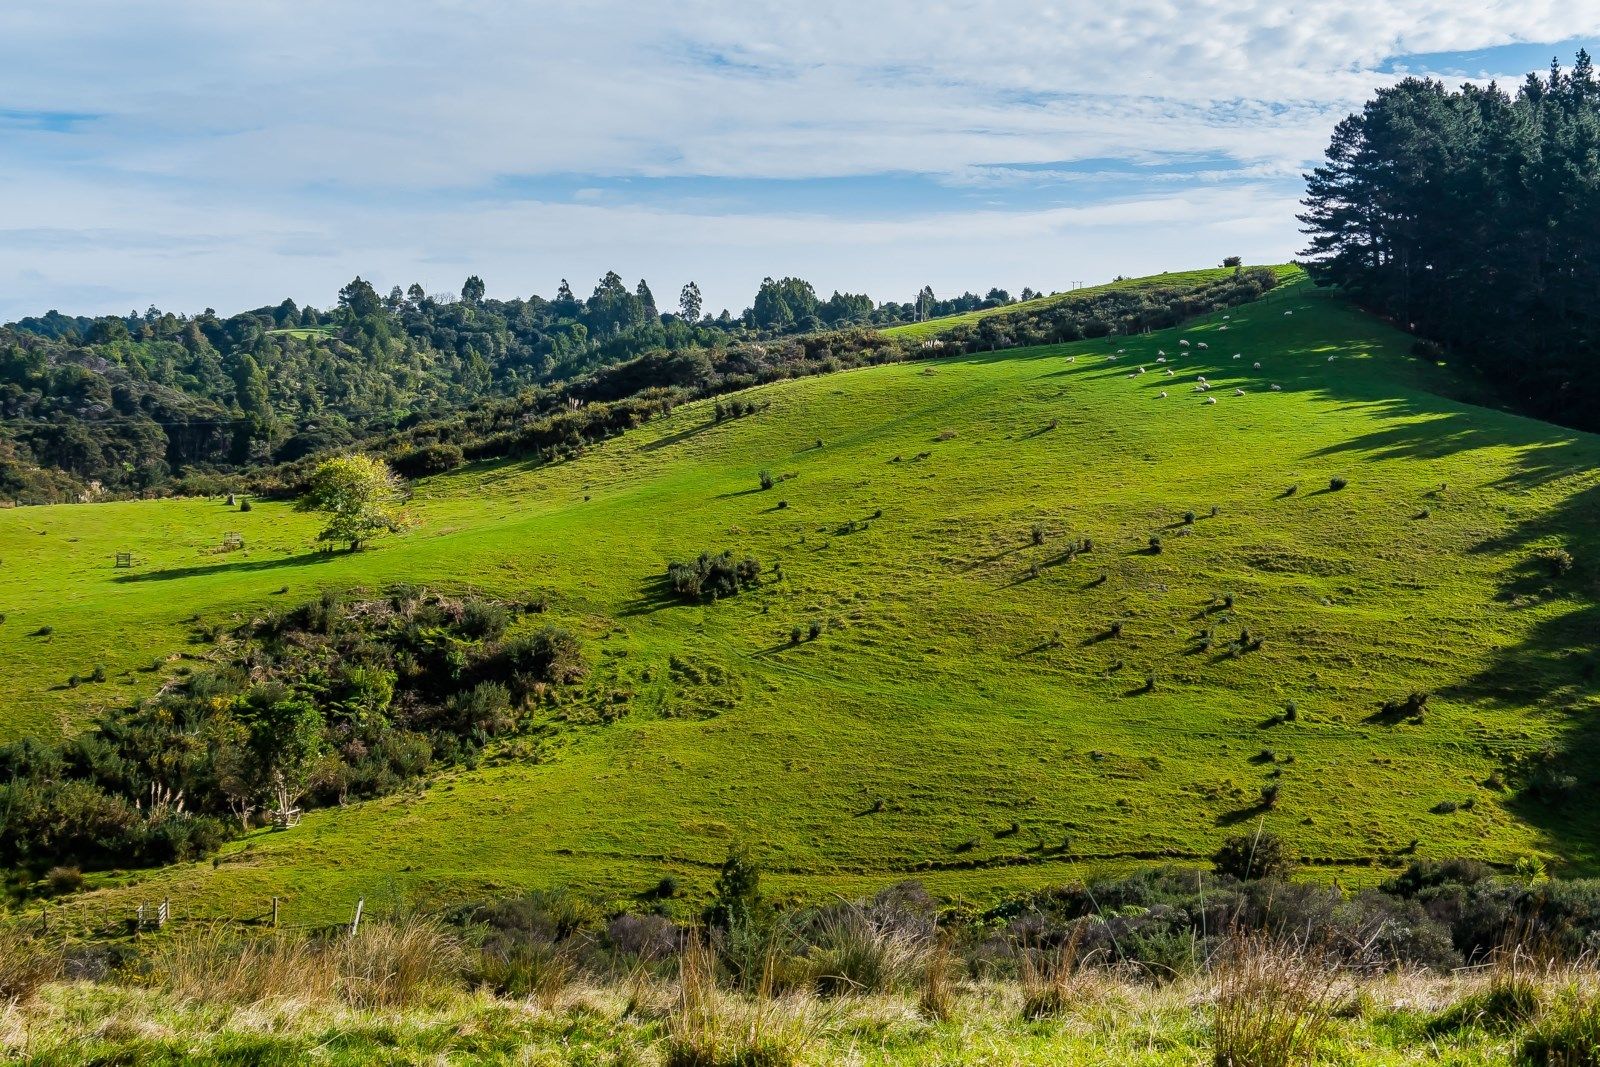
(0, 3, 1596, 321)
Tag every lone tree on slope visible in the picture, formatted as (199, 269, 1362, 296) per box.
(296, 454, 407, 551)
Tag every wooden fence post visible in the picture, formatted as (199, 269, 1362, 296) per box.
(271, 896, 279, 929)
(350, 897, 364, 938)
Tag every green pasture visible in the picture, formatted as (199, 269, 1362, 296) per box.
(5, 273, 1599, 924)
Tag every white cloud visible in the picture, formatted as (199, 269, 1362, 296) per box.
(0, 1, 1595, 317)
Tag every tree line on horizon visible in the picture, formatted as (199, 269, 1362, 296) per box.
(0, 271, 1032, 503)
(1300, 50, 1600, 430)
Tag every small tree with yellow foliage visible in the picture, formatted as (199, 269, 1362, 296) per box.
(296, 454, 407, 551)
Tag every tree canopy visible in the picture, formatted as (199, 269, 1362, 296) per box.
(295, 454, 407, 550)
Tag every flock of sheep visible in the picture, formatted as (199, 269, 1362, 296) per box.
(1084, 310, 1296, 405)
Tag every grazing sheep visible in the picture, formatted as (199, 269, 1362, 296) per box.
(1117, 348, 1126, 354)
(1234, 388, 1245, 396)
(1327, 355, 1336, 362)
(1204, 397, 1218, 405)
(1270, 384, 1282, 391)
(1223, 314, 1231, 320)
(1156, 356, 1167, 363)
(1158, 391, 1167, 398)
(1157, 349, 1166, 356)
(1066, 357, 1076, 363)
(1233, 354, 1241, 360)
(1197, 342, 1209, 349)
(1137, 367, 1146, 374)
(1253, 362, 1261, 369)
(1166, 369, 1175, 376)
(1197, 375, 1208, 383)
(1284, 310, 1294, 316)
(1108, 355, 1119, 361)
(1180, 339, 1191, 348)
(1220, 324, 1229, 331)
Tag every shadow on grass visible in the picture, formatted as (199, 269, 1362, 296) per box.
(640, 419, 717, 453)
(111, 552, 338, 584)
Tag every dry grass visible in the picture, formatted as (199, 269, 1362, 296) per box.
(1019, 924, 1097, 1020)
(663, 934, 819, 1067)
(148, 915, 467, 1009)
(0, 926, 61, 1002)
(1211, 933, 1341, 1067)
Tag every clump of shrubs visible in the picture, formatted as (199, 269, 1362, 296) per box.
(1537, 547, 1575, 578)
(758, 470, 775, 491)
(666, 551, 761, 603)
(1031, 523, 1047, 545)
(1329, 476, 1348, 491)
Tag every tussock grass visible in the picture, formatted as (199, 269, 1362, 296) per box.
(664, 935, 818, 1067)
(1211, 933, 1340, 1067)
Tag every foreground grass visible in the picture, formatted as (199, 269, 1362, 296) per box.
(5, 272, 1600, 920)
(0, 966, 1536, 1065)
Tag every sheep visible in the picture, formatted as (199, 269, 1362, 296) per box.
(1270, 384, 1282, 391)
(1197, 375, 1208, 383)
(1157, 349, 1166, 356)
(1223, 314, 1232, 320)
(1156, 356, 1167, 363)
(1066, 356, 1076, 363)
(1220, 324, 1229, 331)
(1284, 310, 1294, 316)
(1137, 367, 1146, 374)
(1108, 355, 1119, 361)
(1165, 368, 1175, 376)
(1179, 339, 1191, 348)
(1233, 354, 1241, 360)
(1204, 397, 1218, 405)
(1158, 391, 1167, 398)
(1327, 355, 1336, 362)
(1253, 362, 1261, 369)
(1117, 348, 1126, 354)
(1197, 342, 1209, 350)
(1234, 388, 1245, 396)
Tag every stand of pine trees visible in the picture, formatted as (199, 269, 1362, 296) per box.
(1300, 52, 1600, 429)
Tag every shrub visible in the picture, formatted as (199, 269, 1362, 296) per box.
(1148, 535, 1163, 553)
(1260, 782, 1282, 808)
(1283, 701, 1298, 722)
(1031, 523, 1046, 545)
(789, 626, 802, 645)
(667, 550, 761, 603)
(1183, 510, 1196, 525)
(1329, 476, 1348, 491)
(1214, 831, 1295, 881)
(460, 599, 510, 641)
(808, 620, 823, 641)
(805, 903, 931, 996)
(491, 626, 588, 687)
(759, 470, 775, 491)
(239, 499, 253, 512)
(89, 665, 106, 683)
(391, 442, 466, 478)
(1538, 547, 1576, 578)
(45, 865, 84, 894)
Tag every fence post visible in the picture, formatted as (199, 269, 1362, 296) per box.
(271, 896, 279, 929)
(350, 897, 364, 938)
(158, 898, 169, 928)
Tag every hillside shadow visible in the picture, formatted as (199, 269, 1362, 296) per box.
(111, 552, 337, 583)
(641, 419, 717, 453)
(620, 574, 681, 617)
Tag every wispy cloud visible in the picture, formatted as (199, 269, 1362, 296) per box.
(0, 1, 1596, 319)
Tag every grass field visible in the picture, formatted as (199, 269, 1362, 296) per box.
(5, 270, 1600, 926)
(880, 265, 1296, 342)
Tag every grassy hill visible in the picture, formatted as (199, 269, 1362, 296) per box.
(5, 271, 1600, 926)
(881, 264, 1299, 342)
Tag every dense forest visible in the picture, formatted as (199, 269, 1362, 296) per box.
(1300, 51, 1600, 430)
(0, 274, 1029, 504)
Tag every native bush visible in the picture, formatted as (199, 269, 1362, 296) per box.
(667, 550, 761, 602)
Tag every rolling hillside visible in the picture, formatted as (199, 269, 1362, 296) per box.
(4, 271, 1599, 925)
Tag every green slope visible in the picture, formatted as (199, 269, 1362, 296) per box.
(881, 264, 1301, 342)
(5, 274, 1600, 925)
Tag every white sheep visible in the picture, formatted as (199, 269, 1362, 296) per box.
(1205, 397, 1217, 405)
(1233, 354, 1241, 360)
(1197, 375, 1208, 383)
(1270, 384, 1281, 391)
(1108, 355, 1119, 361)
(1197, 342, 1209, 350)
(1117, 348, 1126, 353)
(1165, 369, 1175, 376)
(1066, 356, 1076, 363)
(1158, 391, 1167, 398)
(1220, 324, 1229, 331)
(1234, 388, 1245, 396)
(1156, 356, 1166, 363)
(1253, 362, 1261, 369)
(1223, 314, 1231, 320)
(1327, 355, 1336, 362)
(1137, 367, 1146, 374)
(1284, 310, 1294, 316)
(1157, 349, 1166, 356)
(1179, 340, 1191, 348)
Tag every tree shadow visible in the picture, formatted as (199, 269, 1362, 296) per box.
(619, 574, 682, 617)
(111, 552, 338, 584)
(640, 419, 717, 453)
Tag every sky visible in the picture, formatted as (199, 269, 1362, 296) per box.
(1, 2, 1597, 322)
